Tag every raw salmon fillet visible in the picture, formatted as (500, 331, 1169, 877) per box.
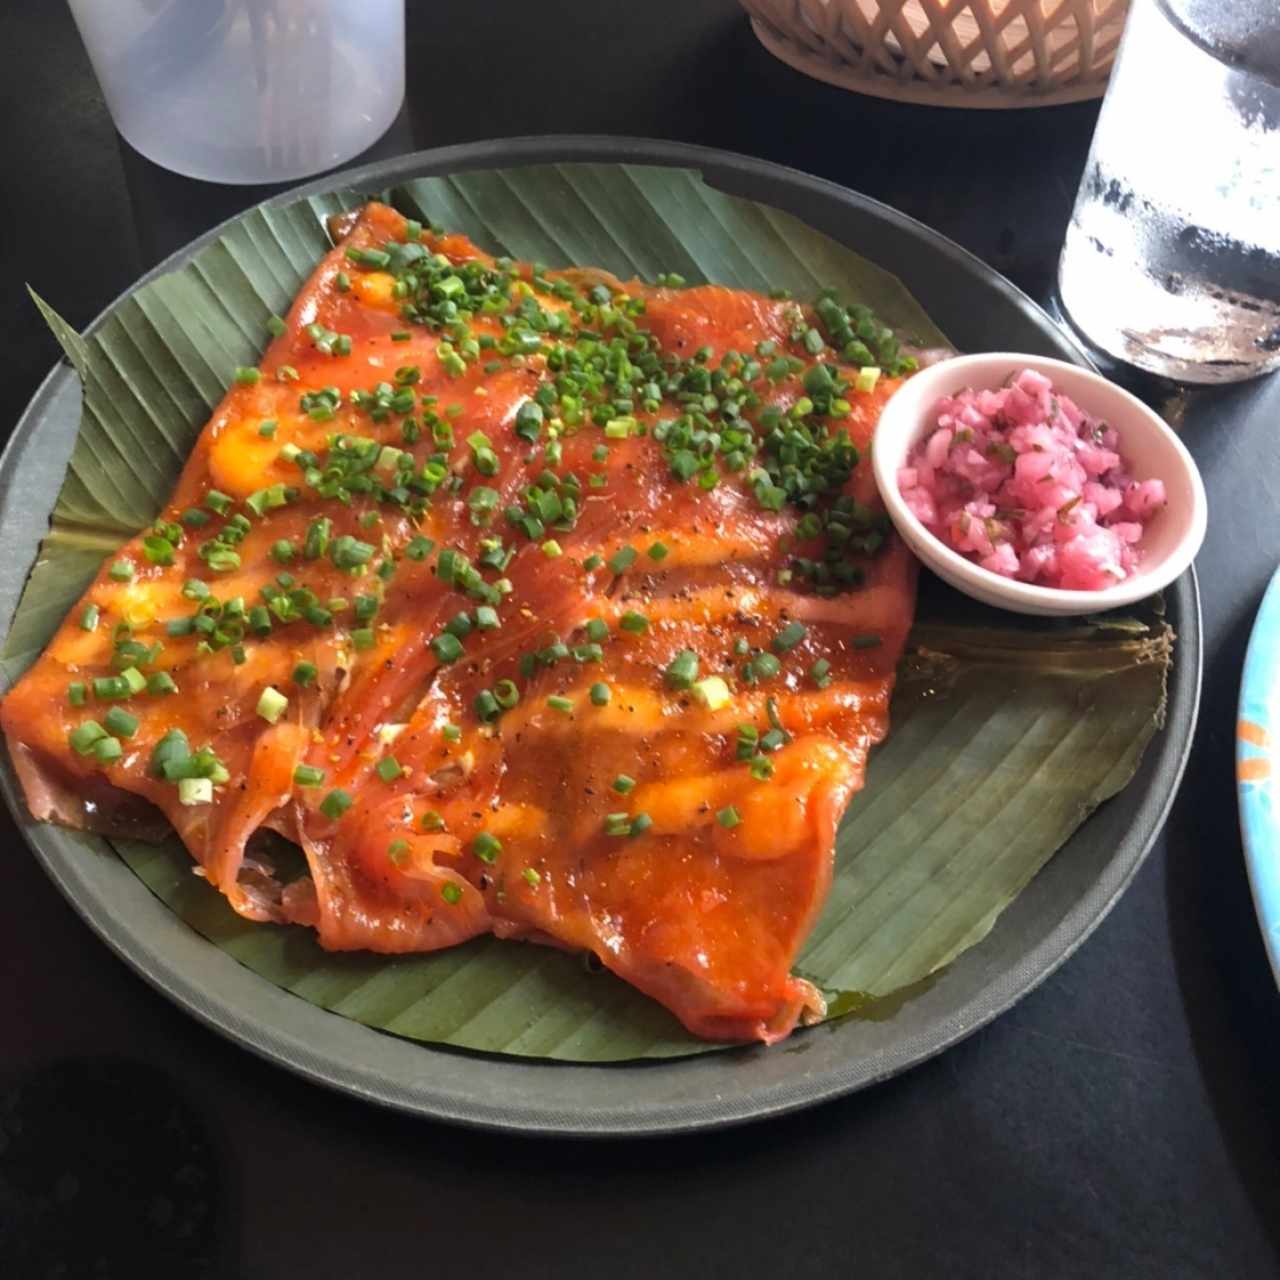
(2, 202, 917, 1043)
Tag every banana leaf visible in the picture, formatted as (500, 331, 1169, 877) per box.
(0, 164, 1171, 1061)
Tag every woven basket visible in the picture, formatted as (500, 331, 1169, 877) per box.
(742, 0, 1130, 107)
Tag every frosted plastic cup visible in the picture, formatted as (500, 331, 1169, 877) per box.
(68, 0, 405, 185)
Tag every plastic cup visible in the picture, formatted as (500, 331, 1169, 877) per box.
(67, 0, 405, 185)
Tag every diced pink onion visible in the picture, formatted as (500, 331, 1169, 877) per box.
(899, 369, 1166, 590)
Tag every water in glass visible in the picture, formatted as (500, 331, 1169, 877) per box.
(1058, 0, 1280, 383)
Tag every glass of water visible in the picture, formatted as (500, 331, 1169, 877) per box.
(1058, 0, 1280, 384)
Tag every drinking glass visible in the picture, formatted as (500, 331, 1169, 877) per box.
(68, 0, 405, 185)
(1057, 0, 1280, 383)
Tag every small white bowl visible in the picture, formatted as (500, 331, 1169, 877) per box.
(871, 352, 1207, 617)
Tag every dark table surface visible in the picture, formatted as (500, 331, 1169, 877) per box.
(3, 2, 1280, 1277)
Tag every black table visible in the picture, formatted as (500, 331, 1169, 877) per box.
(3, 3, 1279, 1276)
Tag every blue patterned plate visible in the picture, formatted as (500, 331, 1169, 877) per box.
(1238, 566, 1280, 989)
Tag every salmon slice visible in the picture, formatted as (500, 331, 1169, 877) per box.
(1, 202, 917, 1044)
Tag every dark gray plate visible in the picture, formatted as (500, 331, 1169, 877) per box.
(0, 137, 1201, 1137)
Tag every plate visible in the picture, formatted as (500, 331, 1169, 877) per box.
(0, 136, 1201, 1136)
(1238, 566, 1280, 987)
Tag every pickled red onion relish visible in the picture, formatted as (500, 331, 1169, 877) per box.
(897, 368, 1167, 590)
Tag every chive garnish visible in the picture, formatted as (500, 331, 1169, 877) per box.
(607, 546, 637, 575)
(102, 707, 138, 738)
(320, 789, 353, 820)
(431, 633, 464, 663)
(664, 649, 699, 690)
(773, 622, 807, 653)
(473, 832, 503, 863)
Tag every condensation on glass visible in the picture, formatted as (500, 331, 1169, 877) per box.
(1058, 0, 1280, 383)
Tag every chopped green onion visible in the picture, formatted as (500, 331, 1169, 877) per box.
(92, 675, 128, 701)
(473, 689, 501, 722)
(473, 832, 503, 863)
(547, 695, 574, 715)
(647, 542, 669, 561)
(603, 813, 631, 837)
(611, 774, 635, 795)
(320, 789, 353, 820)
(293, 764, 325, 787)
(68, 681, 87, 706)
(522, 867, 541, 887)
(102, 707, 139, 738)
(664, 649, 699, 690)
(303, 516, 332, 560)
(619, 611, 648, 634)
(717, 805, 742, 829)
(773, 622, 807, 653)
(292, 662, 317, 688)
(376, 756, 402, 783)
(607, 546, 637, 575)
(810, 658, 832, 688)
(148, 729, 189, 777)
(585, 618, 609, 643)
(179, 777, 213, 806)
(256, 686, 288, 723)
(92, 736, 123, 763)
(750, 755, 775, 781)
(442, 723, 462, 743)
(431, 632, 464, 663)
(108, 560, 134, 582)
(629, 812, 653, 837)
(145, 671, 177, 697)
(583, 553, 604, 572)
(750, 652, 782, 681)
(541, 539, 563, 558)
(329, 535, 375, 571)
(79, 604, 100, 631)
(69, 721, 108, 755)
(234, 366, 261, 385)
(494, 679, 520, 709)
(441, 882, 463, 904)
(691, 676, 731, 711)
(590, 682, 611, 706)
